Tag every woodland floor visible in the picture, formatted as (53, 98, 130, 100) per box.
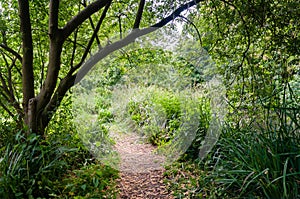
(110, 131, 173, 199)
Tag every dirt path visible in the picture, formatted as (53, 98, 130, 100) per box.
(111, 132, 173, 199)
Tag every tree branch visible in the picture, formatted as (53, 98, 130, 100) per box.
(0, 43, 22, 62)
(36, 0, 63, 114)
(88, 17, 101, 47)
(81, 0, 103, 47)
(70, 0, 112, 73)
(75, 0, 204, 82)
(0, 87, 23, 123)
(37, 37, 46, 89)
(133, 0, 146, 29)
(41, 0, 203, 130)
(118, 15, 123, 39)
(179, 15, 202, 46)
(0, 72, 23, 116)
(0, 30, 23, 117)
(220, 0, 251, 70)
(152, 0, 203, 28)
(62, 0, 110, 41)
(7, 58, 17, 104)
(0, 72, 11, 99)
(49, 0, 60, 38)
(0, 88, 10, 102)
(42, 1, 113, 126)
(70, 28, 79, 68)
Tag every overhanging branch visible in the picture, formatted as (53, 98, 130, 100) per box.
(178, 15, 202, 46)
(75, 0, 204, 82)
(152, 0, 202, 28)
(62, 0, 110, 41)
(70, 0, 112, 73)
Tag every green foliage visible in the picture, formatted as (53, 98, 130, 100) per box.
(185, 1, 299, 130)
(0, 133, 70, 198)
(165, 72, 299, 197)
(126, 88, 180, 145)
(56, 164, 118, 198)
(184, 97, 211, 160)
(148, 91, 182, 146)
(0, 134, 118, 199)
(0, 119, 20, 149)
(46, 95, 93, 170)
(126, 87, 211, 150)
(203, 124, 299, 198)
(1, 1, 298, 198)
(165, 115, 300, 198)
(0, 95, 119, 198)
(47, 95, 118, 198)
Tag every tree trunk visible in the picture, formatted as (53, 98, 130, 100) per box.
(18, 0, 35, 134)
(26, 98, 37, 134)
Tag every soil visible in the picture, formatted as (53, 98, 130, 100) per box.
(111, 132, 173, 199)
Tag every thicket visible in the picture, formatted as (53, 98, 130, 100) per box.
(0, 99, 118, 198)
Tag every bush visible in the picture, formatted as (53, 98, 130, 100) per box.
(0, 133, 70, 198)
(202, 124, 299, 198)
(56, 164, 118, 198)
(183, 97, 211, 160)
(126, 87, 211, 153)
(0, 119, 19, 149)
(126, 88, 181, 146)
(165, 122, 300, 198)
(0, 95, 118, 198)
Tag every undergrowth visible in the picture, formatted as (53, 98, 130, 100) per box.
(0, 132, 118, 198)
(0, 96, 119, 198)
(165, 118, 300, 198)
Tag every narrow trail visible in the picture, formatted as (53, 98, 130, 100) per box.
(111, 132, 173, 199)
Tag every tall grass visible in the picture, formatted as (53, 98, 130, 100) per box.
(194, 110, 300, 198)
(0, 133, 70, 198)
(165, 119, 299, 198)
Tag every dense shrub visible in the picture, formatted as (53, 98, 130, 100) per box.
(0, 133, 70, 198)
(56, 164, 118, 198)
(165, 117, 300, 198)
(0, 119, 19, 149)
(202, 124, 299, 198)
(126, 87, 211, 152)
(0, 95, 118, 198)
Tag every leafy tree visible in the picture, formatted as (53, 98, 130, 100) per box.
(0, 0, 203, 135)
(187, 0, 299, 126)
